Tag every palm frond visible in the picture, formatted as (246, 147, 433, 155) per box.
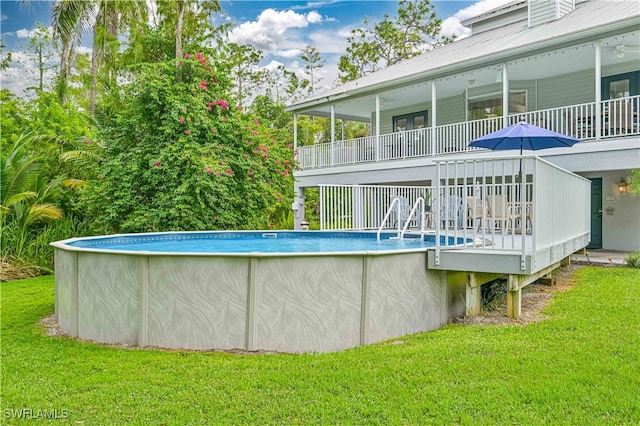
(1, 192, 37, 215)
(24, 204, 64, 227)
(62, 178, 88, 189)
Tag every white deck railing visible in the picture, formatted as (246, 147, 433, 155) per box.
(298, 95, 640, 169)
(318, 156, 590, 274)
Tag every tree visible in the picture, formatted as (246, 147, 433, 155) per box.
(224, 43, 264, 106)
(300, 45, 325, 95)
(80, 55, 294, 233)
(338, 0, 452, 82)
(26, 23, 57, 93)
(51, 0, 148, 109)
(0, 40, 13, 71)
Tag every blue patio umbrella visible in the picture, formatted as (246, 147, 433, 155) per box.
(469, 121, 581, 180)
(468, 121, 581, 154)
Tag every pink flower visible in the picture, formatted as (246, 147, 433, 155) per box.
(252, 130, 258, 136)
(287, 144, 293, 149)
(222, 116, 227, 122)
(154, 161, 160, 167)
(248, 170, 253, 176)
(179, 118, 185, 124)
(253, 118, 259, 125)
(245, 140, 250, 145)
(98, 174, 103, 180)
(244, 153, 249, 159)
(278, 196, 283, 202)
(263, 154, 268, 159)
(184, 129, 190, 135)
(205, 167, 213, 175)
(199, 80, 207, 90)
(211, 128, 217, 133)
(275, 160, 281, 165)
(283, 170, 289, 176)
(185, 53, 191, 59)
(196, 53, 203, 61)
(215, 171, 221, 176)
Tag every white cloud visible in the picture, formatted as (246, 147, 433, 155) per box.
(16, 26, 53, 39)
(290, 1, 342, 11)
(308, 30, 348, 54)
(441, 17, 472, 39)
(77, 46, 92, 56)
(228, 8, 324, 56)
(442, 0, 516, 38)
(0, 50, 58, 98)
(306, 11, 322, 24)
(1, 14, 7, 22)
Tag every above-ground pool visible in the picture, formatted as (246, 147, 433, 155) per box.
(52, 231, 467, 353)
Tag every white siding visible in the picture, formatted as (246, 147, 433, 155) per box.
(529, 0, 575, 27)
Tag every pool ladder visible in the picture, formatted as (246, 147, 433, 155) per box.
(377, 197, 432, 241)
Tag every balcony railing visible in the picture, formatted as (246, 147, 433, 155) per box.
(298, 96, 640, 170)
(318, 156, 591, 274)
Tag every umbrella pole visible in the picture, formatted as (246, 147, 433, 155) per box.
(518, 142, 523, 182)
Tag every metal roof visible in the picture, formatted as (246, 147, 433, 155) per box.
(287, 0, 640, 112)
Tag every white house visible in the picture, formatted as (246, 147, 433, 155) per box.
(286, 0, 640, 254)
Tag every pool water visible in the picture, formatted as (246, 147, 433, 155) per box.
(65, 231, 447, 254)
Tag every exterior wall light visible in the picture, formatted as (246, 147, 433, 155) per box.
(617, 178, 629, 194)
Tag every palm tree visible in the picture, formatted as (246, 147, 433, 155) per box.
(51, 0, 148, 112)
(1, 133, 65, 259)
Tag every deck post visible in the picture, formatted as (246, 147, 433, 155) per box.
(466, 285, 481, 316)
(507, 287, 522, 318)
(466, 272, 504, 317)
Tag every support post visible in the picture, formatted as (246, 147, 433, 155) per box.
(375, 95, 381, 161)
(293, 185, 305, 230)
(467, 272, 504, 317)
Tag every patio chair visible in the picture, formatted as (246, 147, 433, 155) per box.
(485, 194, 516, 233)
(440, 194, 463, 229)
(466, 196, 489, 231)
(393, 196, 411, 228)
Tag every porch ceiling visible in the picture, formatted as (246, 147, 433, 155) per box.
(304, 32, 639, 122)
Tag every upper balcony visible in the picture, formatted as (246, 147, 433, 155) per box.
(297, 96, 640, 170)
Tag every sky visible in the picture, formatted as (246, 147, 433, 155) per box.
(0, 0, 515, 97)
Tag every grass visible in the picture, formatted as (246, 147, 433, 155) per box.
(2, 267, 640, 424)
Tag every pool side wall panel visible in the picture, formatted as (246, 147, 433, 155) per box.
(54, 249, 77, 335)
(254, 256, 363, 353)
(77, 252, 141, 345)
(146, 256, 248, 350)
(366, 253, 445, 344)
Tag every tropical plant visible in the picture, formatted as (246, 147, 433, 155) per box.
(80, 54, 294, 234)
(625, 251, 640, 268)
(627, 169, 640, 196)
(1, 133, 68, 261)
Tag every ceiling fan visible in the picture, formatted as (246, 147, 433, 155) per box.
(611, 44, 640, 59)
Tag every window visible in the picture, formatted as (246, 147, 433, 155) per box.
(609, 79, 629, 98)
(467, 91, 527, 120)
(393, 111, 428, 132)
(602, 71, 639, 99)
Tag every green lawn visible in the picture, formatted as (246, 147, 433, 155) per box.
(2, 267, 640, 425)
